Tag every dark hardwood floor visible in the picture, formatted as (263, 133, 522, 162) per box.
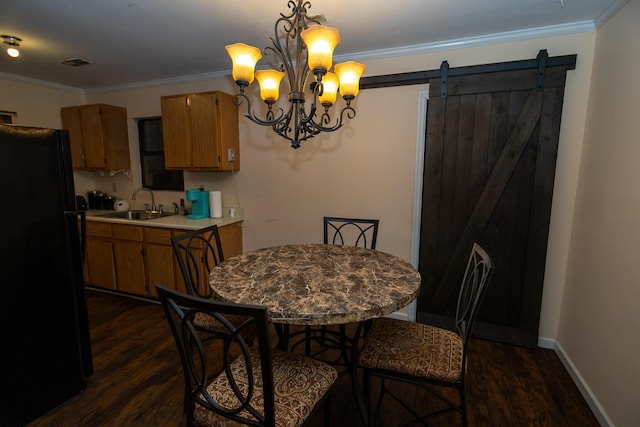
(27, 289, 600, 427)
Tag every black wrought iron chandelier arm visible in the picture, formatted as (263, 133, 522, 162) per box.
(312, 102, 356, 133)
(232, 91, 286, 126)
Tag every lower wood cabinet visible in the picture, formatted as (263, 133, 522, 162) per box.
(112, 224, 146, 295)
(86, 222, 116, 290)
(144, 227, 176, 298)
(84, 221, 243, 298)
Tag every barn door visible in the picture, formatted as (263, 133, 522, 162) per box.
(417, 51, 574, 346)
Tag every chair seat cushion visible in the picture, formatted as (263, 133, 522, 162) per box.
(358, 317, 463, 383)
(194, 312, 256, 337)
(194, 348, 338, 427)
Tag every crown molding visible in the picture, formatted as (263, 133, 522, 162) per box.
(2, 19, 602, 94)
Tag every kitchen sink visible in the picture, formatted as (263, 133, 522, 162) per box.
(97, 210, 174, 221)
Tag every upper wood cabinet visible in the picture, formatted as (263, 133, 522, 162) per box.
(161, 91, 240, 171)
(61, 104, 131, 170)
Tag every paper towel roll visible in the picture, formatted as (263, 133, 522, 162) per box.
(209, 191, 222, 218)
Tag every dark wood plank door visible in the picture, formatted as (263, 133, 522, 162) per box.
(417, 63, 571, 346)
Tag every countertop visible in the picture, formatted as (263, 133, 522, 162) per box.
(85, 209, 244, 230)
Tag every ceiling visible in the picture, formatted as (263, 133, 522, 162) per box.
(0, 0, 628, 91)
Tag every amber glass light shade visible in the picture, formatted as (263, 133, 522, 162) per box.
(225, 43, 262, 84)
(335, 61, 366, 98)
(318, 72, 339, 106)
(255, 69, 285, 102)
(300, 25, 341, 72)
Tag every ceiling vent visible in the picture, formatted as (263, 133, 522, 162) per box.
(60, 58, 93, 67)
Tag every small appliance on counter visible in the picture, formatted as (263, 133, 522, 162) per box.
(76, 195, 88, 211)
(186, 188, 209, 219)
(87, 190, 101, 209)
(87, 190, 116, 210)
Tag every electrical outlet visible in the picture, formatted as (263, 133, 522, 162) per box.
(112, 182, 117, 193)
(228, 148, 236, 162)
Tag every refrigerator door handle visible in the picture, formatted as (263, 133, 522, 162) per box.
(78, 210, 87, 265)
(63, 210, 87, 265)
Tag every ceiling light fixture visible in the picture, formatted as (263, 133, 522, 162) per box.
(1, 35, 22, 58)
(226, 0, 366, 149)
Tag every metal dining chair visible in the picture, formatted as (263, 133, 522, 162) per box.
(357, 242, 494, 426)
(323, 216, 379, 249)
(171, 224, 258, 343)
(156, 285, 338, 427)
(292, 217, 381, 371)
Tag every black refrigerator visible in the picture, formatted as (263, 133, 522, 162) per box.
(0, 124, 93, 426)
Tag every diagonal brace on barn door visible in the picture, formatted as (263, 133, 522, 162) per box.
(435, 89, 544, 310)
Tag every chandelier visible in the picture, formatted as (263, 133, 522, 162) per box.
(225, 0, 366, 149)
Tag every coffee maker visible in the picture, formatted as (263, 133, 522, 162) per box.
(186, 189, 209, 219)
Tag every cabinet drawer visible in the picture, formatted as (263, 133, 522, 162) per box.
(87, 221, 112, 238)
(145, 227, 173, 244)
(113, 224, 144, 241)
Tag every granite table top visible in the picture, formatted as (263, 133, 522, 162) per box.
(209, 243, 422, 325)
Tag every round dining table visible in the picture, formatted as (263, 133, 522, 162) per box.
(209, 243, 421, 326)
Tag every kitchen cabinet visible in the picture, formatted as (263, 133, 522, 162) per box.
(144, 227, 176, 298)
(161, 91, 239, 171)
(84, 221, 243, 299)
(218, 222, 243, 259)
(61, 103, 130, 170)
(112, 225, 147, 295)
(85, 222, 116, 290)
(172, 223, 243, 296)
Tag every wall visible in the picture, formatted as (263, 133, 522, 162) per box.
(559, 0, 640, 426)
(2, 23, 627, 423)
(1, 31, 594, 339)
(0, 77, 83, 127)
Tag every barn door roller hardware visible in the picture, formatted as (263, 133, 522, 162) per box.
(359, 49, 576, 93)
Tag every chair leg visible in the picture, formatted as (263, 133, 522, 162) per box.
(305, 325, 312, 356)
(323, 392, 332, 427)
(363, 368, 374, 427)
(274, 323, 289, 350)
(460, 384, 468, 427)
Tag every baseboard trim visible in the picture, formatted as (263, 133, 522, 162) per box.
(548, 339, 614, 427)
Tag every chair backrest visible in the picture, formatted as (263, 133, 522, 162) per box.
(171, 224, 225, 299)
(156, 285, 275, 426)
(323, 216, 379, 249)
(455, 242, 494, 347)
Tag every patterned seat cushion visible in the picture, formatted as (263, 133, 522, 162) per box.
(194, 311, 258, 340)
(357, 317, 463, 383)
(194, 348, 338, 427)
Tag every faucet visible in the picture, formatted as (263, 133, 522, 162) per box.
(131, 187, 157, 212)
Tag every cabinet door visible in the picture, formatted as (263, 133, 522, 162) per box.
(79, 105, 108, 168)
(161, 95, 192, 168)
(61, 104, 130, 170)
(219, 223, 243, 258)
(145, 244, 175, 297)
(61, 107, 86, 169)
(144, 228, 176, 297)
(114, 240, 147, 295)
(100, 105, 131, 170)
(189, 92, 221, 168)
(86, 237, 116, 289)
